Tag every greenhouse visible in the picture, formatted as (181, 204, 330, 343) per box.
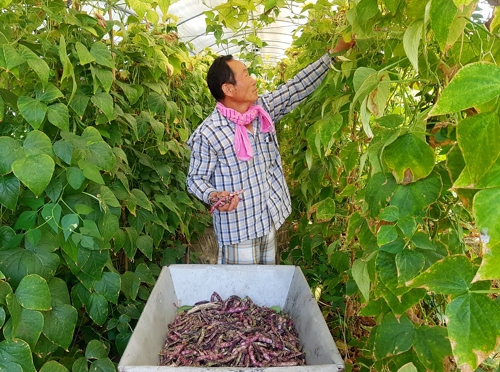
(0, 0, 499, 371)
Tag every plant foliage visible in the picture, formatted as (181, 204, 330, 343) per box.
(0, 0, 214, 369)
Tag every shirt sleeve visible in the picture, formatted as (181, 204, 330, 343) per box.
(186, 131, 218, 204)
(260, 53, 331, 122)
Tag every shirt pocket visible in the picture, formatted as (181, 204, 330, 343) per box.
(260, 133, 278, 166)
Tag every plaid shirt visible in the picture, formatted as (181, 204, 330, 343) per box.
(187, 54, 331, 246)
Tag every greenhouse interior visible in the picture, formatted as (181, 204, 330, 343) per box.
(0, 0, 500, 371)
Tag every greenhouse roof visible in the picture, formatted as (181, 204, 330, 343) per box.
(168, 0, 310, 63)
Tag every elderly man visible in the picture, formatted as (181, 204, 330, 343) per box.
(187, 39, 353, 265)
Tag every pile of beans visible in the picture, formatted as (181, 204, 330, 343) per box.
(160, 292, 305, 367)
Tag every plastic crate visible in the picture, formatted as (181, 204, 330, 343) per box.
(118, 264, 344, 371)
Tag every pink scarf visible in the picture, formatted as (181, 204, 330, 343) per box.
(216, 102, 274, 161)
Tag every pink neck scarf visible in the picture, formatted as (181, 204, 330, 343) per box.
(216, 102, 274, 161)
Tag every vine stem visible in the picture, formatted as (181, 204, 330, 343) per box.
(469, 290, 500, 294)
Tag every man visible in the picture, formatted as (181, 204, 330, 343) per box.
(187, 38, 353, 265)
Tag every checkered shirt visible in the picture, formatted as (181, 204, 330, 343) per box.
(186, 54, 331, 246)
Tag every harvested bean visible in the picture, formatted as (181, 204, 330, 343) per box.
(159, 292, 305, 367)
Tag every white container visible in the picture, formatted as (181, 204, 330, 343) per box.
(118, 264, 344, 372)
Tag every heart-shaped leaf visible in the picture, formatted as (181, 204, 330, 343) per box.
(17, 96, 48, 130)
(382, 133, 435, 184)
(12, 154, 54, 196)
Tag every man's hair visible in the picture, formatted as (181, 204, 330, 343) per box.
(207, 55, 235, 101)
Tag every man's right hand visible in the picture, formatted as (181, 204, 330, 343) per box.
(209, 191, 241, 213)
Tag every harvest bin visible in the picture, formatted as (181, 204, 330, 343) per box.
(118, 264, 344, 372)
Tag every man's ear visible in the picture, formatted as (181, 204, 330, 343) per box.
(221, 83, 234, 97)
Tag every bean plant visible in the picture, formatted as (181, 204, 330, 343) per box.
(0, 0, 213, 370)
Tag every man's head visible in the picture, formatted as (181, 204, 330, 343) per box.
(207, 55, 258, 111)
(207, 55, 235, 101)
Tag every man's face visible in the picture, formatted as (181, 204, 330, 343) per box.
(225, 59, 258, 104)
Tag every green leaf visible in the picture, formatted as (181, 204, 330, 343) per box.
(0, 174, 19, 210)
(397, 363, 417, 372)
(377, 251, 407, 296)
(90, 42, 114, 68)
(23, 130, 53, 157)
(0, 339, 35, 372)
(136, 235, 153, 260)
(13, 308, 44, 349)
(130, 189, 152, 211)
(94, 272, 120, 304)
(70, 93, 90, 117)
(47, 277, 71, 306)
(71, 358, 88, 372)
(396, 249, 425, 284)
(378, 283, 426, 315)
(365, 173, 398, 217)
(430, 0, 457, 50)
(0, 248, 59, 287)
(91, 93, 114, 120)
(376, 114, 404, 129)
(456, 112, 500, 187)
(382, 133, 435, 184)
(53, 140, 73, 165)
(37, 83, 64, 103)
(115, 81, 144, 105)
(317, 113, 343, 153)
(121, 271, 140, 301)
(446, 293, 500, 371)
(379, 205, 399, 222)
(99, 185, 120, 207)
(408, 255, 476, 294)
(66, 167, 85, 190)
(148, 92, 166, 113)
(42, 170, 60, 200)
(390, 173, 442, 217)
(431, 63, 500, 115)
(6, 292, 21, 333)
(135, 263, 155, 285)
(16, 274, 51, 311)
(92, 66, 114, 93)
(352, 259, 370, 302)
(100, 211, 118, 243)
(0, 137, 21, 175)
(413, 326, 452, 372)
(61, 214, 79, 241)
(411, 232, 435, 250)
(43, 304, 77, 350)
(12, 154, 54, 196)
(0, 44, 24, 70)
(377, 224, 398, 246)
(89, 358, 115, 372)
(374, 313, 414, 359)
(13, 210, 37, 232)
(17, 45, 50, 88)
(77, 159, 104, 184)
(17, 96, 48, 130)
(39, 361, 69, 372)
(75, 42, 96, 65)
(403, 20, 423, 72)
(85, 339, 109, 359)
(41, 203, 62, 233)
(0, 226, 21, 250)
(396, 216, 416, 237)
(311, 197, 335, 221)
(87, 142, 116, 171)
(473, 188, 500, 281)
(379, 237, 405, 254)
(47, 103, 70, 131)
(86, 292, 108, 326)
